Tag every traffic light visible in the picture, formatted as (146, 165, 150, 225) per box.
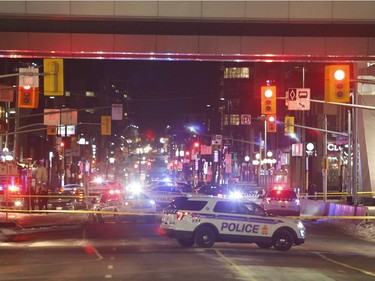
(101, 116, 111, 135)
(266, 115, 277, 133)
(261, 86, 276, 114)
(18, 86, 39, 108)
(324, 65, 350, 103)
(284, 116, 295, 135)
(194, 141, 200, 149)
(44, 58, 64, 96)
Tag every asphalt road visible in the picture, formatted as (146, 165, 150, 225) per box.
(0, 215, 374, 281)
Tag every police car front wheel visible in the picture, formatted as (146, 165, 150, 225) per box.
(195, 226, 216, 248)
(272, 229, 294, 251)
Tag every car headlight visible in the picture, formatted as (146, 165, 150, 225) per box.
(228, 191, 243, 199)
(149, 199, 156, 205)
(15, 200, 22, 207)
(297, 221, 304, 229)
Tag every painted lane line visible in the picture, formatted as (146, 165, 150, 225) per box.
(315, 252, 375, 277)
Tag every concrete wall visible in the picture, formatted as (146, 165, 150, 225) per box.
(0, 1, 374, 60)
(0, 1, 375, 22)
(301, 199, 368, 217)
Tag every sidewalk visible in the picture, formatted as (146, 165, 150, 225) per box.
(0, 211, 89, 228)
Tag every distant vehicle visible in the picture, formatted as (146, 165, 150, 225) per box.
(88, 179, 119, 195)
(146, 180, 193, 192)
(143, 184, 194, 211)
(93, 189, 156, 223)
(0, 183, 23, 209)
(47, 189, 86, 210)
(261, 187, 301, 216)
(195, 184, 229, 197)
(60, 184, 82, 192)
(159, 196, 306, 251)
(230, 183, 265, 203)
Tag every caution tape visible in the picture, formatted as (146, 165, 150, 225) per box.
(0, 209, 374, 220)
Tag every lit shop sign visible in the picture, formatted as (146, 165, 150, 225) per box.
(57, 125, 75, 136)
(327, 143, 350, 155)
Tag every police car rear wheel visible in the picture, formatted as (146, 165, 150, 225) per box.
(195, 226, 216, 248)
(177, 238, 195, 247)
(272, 229, 294, 251)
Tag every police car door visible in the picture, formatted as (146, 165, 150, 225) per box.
(214, 201, 271, 238)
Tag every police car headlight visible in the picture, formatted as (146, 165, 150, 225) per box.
(297, 221, 304, 229)
(229, 191, 243, 199)
(149, 199, 156, 205)
(128, 183, 142, 194)
(15, 200, 22, 207)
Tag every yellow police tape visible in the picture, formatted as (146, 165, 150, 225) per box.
(0, 208, 374, 221)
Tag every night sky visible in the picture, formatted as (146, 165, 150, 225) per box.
(65, 59, 222, 134)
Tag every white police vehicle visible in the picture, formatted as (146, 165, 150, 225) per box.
(142, 184, 194, 211)
(93, 189, 156, 223)
(159, 196, 305, 251)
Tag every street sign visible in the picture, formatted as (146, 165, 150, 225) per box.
(223, 137, 233, 147)
(0, 85, 14, 102)
(111, 104, 123, 120)
(240, 114, 251, 125)
(19, 68, 39, 88)
(287, 88, 310, 110)
(211, 134, 222, 146)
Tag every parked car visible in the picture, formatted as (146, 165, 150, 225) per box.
(47, 189, 86, 210)
(195, 184, 229, 197)
(143, 184, 194, 211)
(93, 189, 156, 224)
(0, 184, 23, 210)
(261, 188, 301, 216)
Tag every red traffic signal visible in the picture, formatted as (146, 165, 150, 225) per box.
(261, 86, 276, 114)
(266, 115, 277, 133)
(18, 86, 39, 108)
(324, 65, 350, 103)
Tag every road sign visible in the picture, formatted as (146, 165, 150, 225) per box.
(111, 104, 123, 120)
(211, 134, 222, 146)
(287, 88, 310, 110)
(0, 85, 14, 102)
(223, 137, 233, 147)
(240, 114, 251, 125)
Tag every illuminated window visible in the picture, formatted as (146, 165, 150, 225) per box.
(230, 114, 240, 126)
(224, 67, 250, 79)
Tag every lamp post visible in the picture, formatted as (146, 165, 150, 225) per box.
(244, 155, 250, 182)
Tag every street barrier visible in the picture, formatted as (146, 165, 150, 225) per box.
(1, 194, 374, 224)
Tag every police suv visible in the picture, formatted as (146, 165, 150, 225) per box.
(159, 197, 305, 251)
